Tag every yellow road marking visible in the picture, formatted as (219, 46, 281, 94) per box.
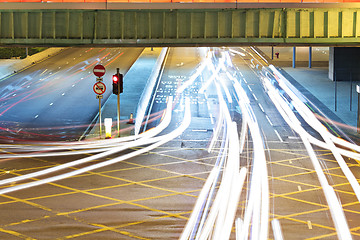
(271, 176, 321, 189)
(0, 227, 36, 239)
(272, 206, 329, 221)
(272, 213, 336, 232)
(275, 194, 328, 208)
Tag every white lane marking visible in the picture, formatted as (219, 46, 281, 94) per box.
(274, 130, 283, 142)
(209, 113, 214, 125)
(252, 93, 258, 101)
(239, 72, 243, 77)
(258, 103, 265, 112)
(243, 78, 248, 84)
(266, 115, 273, 126)
(248, 85, 253, 92)
(207, 101, 211, 111)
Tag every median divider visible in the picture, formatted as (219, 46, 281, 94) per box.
(134, 47, 168, 135)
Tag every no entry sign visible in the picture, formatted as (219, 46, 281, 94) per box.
(93, 82, 106, 95)
(93, 64, 106, 78)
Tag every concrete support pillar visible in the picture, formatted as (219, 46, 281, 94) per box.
(329, 47, 335, 81)
(309, 47, 312, 68)
(292, 47, 296, 68)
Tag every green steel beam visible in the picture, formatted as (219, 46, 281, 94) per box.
(0, 8, 360, 46)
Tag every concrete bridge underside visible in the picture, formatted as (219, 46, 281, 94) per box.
(1, 8, 360, 46)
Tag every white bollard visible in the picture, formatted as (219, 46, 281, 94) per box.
(104, 118, 112, 139)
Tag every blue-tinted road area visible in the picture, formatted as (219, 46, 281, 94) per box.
(0, 47, 143, 141)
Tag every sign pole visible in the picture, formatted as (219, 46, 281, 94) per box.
(93, 64, 106, 139)
(117, 68, 120, 137)
(99, 97, 102, 138)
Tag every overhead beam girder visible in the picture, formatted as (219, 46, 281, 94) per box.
(1, 8, 360, 46)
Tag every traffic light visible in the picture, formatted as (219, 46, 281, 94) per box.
(119, 73, 123, 93)
(112, 73, 123, 95)
(112, 74, 119, 95)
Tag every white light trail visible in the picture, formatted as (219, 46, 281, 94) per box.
(0, 97, 191, 195)
(271, 219, 284, 240)
(177, 59, 208, 94)
(269, 65, 360, 204)
(232, 70, 269, 240)
(180, 49, 269, 240)
(261, 63, 353, 239)
(0, 97, 175, 188)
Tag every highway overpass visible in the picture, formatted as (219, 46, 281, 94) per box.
(0, 4, 360, 46)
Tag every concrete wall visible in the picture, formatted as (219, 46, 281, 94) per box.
(0, 47, 65, 79)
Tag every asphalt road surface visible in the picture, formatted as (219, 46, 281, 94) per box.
(0, 47, 143, 141)
(0, 47, 219, 240)
(232, 47, 360, 239)
(0, 47, 360, 240)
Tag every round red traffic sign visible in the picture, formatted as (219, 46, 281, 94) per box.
(93, 82, 106, 95)
(93, 64, 106, 78)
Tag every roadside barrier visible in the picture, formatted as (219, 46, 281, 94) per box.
(134, 47, 168, 135)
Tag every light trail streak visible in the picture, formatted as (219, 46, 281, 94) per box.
(269, 65, 360, 204)
(181, 79, 233, 240)
(0, 97, 191, 195)
(0, 97, 174, 187)
(0, 110, 166, 152)
(232, 46, 356, 239)
(258, 61, 353, 239)
(176, 58, 208, 94)
(271, 219, 284, 240)
(233, 80, 269, 240)
(210, 84, 240, 239)
(0, 113, 165, 153)
(180, 166, 221, 240)
(182, 48, 270, 240)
